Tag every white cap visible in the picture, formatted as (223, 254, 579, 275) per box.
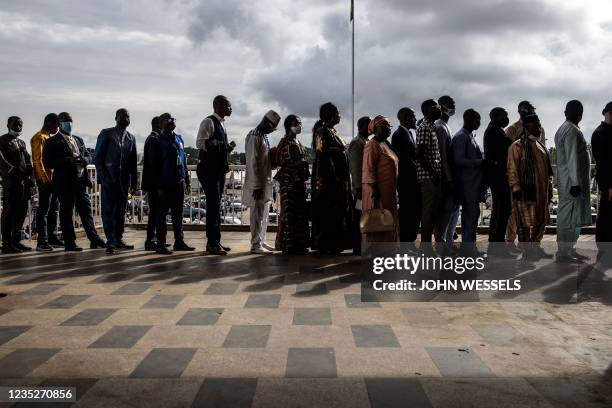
(264, 110, 281, 127)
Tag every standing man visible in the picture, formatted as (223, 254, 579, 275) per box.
(592, 102, 612, 256)
(416, 99, 443, 245)
(391, 107, 420, 246)
(505, 101, 546, 250)
(451, 109, 484, 248)
(43, 112, 106, 251)
(0, 116, 35, 253)
(435, 95, 458, 246)
(483, 107, 513, 253)
(152, 113, 195, 255)
(347, 116, 371, 255)
(554, 101, 591, 263)
(196, 95, 236, 255)
(31, 113, 62, 251)
(507, 114, 553, 260)
(244, 111, 280, 254)
(142, 116, 161, 251)
(93, 108, 138, 255)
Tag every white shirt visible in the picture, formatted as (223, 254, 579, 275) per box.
(400, 125, 416, 145)
(196, 112, 226, 151)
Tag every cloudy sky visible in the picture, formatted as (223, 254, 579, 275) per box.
(1, 0, 611, 152)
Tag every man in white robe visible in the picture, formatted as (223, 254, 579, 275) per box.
(244, 110, 281, 254)
(554, 100, 591, 263)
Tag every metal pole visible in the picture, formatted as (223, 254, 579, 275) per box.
(351, 0, 355, 139)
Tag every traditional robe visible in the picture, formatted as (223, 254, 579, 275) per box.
(361, 139, 399, 243)
(554, 121, 591, 228)
(243, 128, 272, 207)
(507, 135, 552, 242)
(274, 134, 310, 253)
(311, 126, 352, 252)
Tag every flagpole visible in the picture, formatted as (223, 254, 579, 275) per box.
(351, 0, 355, 139)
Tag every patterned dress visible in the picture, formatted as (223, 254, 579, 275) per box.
(311, 126, 352, 252)
(274, 134, 310, 254)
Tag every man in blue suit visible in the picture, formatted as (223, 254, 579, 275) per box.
(93, 108, 138, 254)
(43, 112, 106, 251)
(451, 109, 485, 248)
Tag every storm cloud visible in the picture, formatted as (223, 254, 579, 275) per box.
(0, 0, 610, 151)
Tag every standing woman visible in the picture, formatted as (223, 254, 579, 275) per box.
(362, 115, 399, 244)
(274, 115, 310, 254)
(311, 102, 352, 253)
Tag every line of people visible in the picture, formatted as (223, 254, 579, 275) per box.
(1, 96, 611, 260)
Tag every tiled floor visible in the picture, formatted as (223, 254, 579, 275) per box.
(0, 230, 611, 407)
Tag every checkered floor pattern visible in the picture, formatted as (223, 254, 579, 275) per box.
(0, 231, 611, 407)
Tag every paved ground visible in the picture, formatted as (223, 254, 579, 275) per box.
(0, 230, 611, 407)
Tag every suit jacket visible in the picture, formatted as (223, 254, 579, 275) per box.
(141, 131, 159, 193)
(451, 128, 484, 204)
(93, 127, 138, 190)
(483, 123, 512, 187)
(0, 133, 34, 189)
(391, 126, 418, 193)
(43, 132, 90, 191)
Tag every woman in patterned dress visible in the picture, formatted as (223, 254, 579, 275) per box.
(274, 115, 310, 254)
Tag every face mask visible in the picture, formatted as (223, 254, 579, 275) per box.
(49, 126, 59, 135)
(527, 134, 539, 141)
(290, 126, 302, 135)
(8, 129, 21, 137)
(60, 122, 73, 134)
(445, 108, 456, 117)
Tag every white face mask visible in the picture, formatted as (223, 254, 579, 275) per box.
(527, 134, 539, 141)
(8, 129, 21, 137)
(290, 125, 302, 135)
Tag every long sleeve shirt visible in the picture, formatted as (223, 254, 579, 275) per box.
(591, 121, 612, 191)
(347, 135, 367, 193)
(483, 123, 512, 183)
(243, 128, 272, 206)
(415, 119, 442, 182)
(30, 129, 53, 185)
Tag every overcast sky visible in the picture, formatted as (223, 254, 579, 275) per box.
(1, 0, 611, 152)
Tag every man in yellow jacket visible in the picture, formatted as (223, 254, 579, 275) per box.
(31, 113, 63, 251)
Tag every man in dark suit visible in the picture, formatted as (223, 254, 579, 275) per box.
(141, 116, 161, 251)
(391, 107, 421, 247)
(483, 107, 513, 249)
(0, 116, 35, 253)
(43, 112, 106, 251)
(195, 95, 236, 255)
(93, 108, 138, 254)
(451, 109, 484, 248)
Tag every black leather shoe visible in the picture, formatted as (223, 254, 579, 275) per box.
(36, 242, 53, 252)
(220, 244, 232, 252)
(156, 246, 173, 255)
(174, 241, 195, 251)
(65, 245, 83, 252)
(205, 245, 228, 256)
(2, 245, 22, 254)
(144, 241, 157, 251)
(48, 238, 65, 248)
(14, 243, 32, 252)
(90, 239, 107, 249)
(106, 245, 117, 255)
(116, 241, 135, 250)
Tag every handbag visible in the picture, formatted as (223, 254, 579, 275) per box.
(360, 205, 394, 233)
